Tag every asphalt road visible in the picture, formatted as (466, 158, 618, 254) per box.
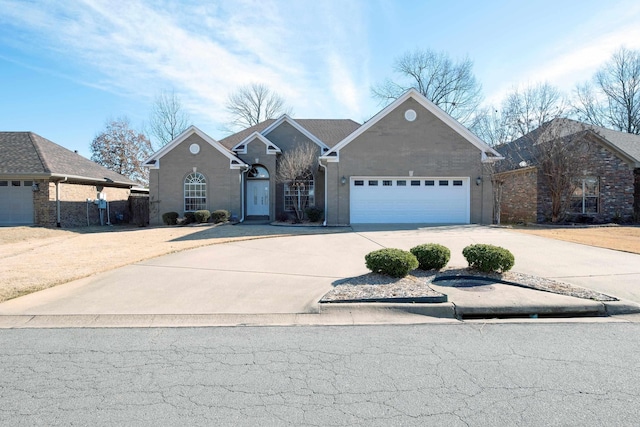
(2, 323, 639, 426)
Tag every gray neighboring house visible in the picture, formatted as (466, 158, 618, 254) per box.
(495, 118, 640, 223)
(145, 89, 502, 225)
(0, 132, 141, 227)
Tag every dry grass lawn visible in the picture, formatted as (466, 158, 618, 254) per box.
(509, 225, 640, 254)
(0, 224, 342, 303)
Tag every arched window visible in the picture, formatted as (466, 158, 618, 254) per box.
(184, 172, 206, 212)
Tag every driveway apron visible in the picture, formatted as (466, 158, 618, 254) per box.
(1, 225, 639, 315)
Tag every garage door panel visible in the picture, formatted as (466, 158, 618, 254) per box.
(350, 177, 469, 224)
(0, 181, 34, 225)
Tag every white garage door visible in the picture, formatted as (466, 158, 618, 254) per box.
(350, 177, 470, 224)
(0, 180, 35, 225)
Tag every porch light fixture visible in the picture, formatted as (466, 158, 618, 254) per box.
(341, 176, 347, 185)
(31, 183, 39, 192)
(476, 176, 482, 186)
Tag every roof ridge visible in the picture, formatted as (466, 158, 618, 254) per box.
(27, 132, 50, 173)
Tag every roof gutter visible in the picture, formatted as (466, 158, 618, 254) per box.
(50, 173, 135, 188)
(55, 176, 67, 227)
(239, 165, 250, 223)
(318, 160, 328, 227)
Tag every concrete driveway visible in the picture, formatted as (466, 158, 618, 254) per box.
(1, 225, 639, 315)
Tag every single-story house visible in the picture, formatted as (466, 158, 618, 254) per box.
(144, 89, 502, 226)
(495, 118, 640, 223)
(0, 132, 143, 227)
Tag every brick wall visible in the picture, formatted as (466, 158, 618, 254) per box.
(635, 169, 640, 222)
(33, 181, 131, 227)
(495, 168, 537, 224)
(555, 145, 635, 223)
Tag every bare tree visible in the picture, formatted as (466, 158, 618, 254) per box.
(498, 119, 594, 222)
(149, 89, 191, 148)
(90, 117, 153, 185)
(275, 142, 317, 222)
(502, 82, 568, 138)
(226, 83, 291, 130)
(372, 48, 483, 125)
(573, 46, 640, 134)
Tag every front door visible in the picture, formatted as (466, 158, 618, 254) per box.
(247, 180, 269, 216)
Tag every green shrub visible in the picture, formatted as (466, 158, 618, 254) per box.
(162, 212, 179, 225)
(212, 209, 230, 223)
(184, 212, 196, 224)
(194, 210, 211, 223)
(410, 243, 450, 270)
(462, 244, 515, 273)
(305, 206, 323, 222)
(365, 248, 419, 278)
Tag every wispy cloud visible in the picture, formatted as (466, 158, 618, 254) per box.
(484, 1, 640, 106)
(0, 0, 373, 133)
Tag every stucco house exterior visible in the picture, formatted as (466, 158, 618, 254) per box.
(495, 118, 640, 224)
(0, 132, 142, 227)
(145, 89, 502, 226)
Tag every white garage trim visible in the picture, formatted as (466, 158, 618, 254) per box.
(349, 176, 470, 224)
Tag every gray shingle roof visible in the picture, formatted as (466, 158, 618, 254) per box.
(497, 118, 640, 170)
(218, 119, 361, 149)
(0, 132, 138, 186)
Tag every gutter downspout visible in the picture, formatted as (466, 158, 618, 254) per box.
(318, 160, 328, 227)
(55, 177, 68, 227)
(239, 166, 250, 223)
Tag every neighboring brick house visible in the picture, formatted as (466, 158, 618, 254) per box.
(495, 118, 640, 224)
(0, 132, 143, 227)
(145, 89, 503, 225)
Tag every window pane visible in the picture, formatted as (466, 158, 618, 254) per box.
(368, 180, 378, 186)
(439, 180, 449, 186)
(411, 180, 420, 186)
(453, 180, 463, 186)
(383, 180, 392, 186)
(11, 181, 20, 186)
(425, 180, 434, 186)
(0, 181, 7, 187)
(354, 180, 364, 186)
(397, 180, 406, 186)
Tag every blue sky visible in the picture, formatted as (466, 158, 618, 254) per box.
(1, 0, 640, 158)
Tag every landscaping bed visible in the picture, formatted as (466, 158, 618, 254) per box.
(321, 268, 617, 303)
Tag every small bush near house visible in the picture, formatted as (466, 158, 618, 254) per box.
(162, 212, 179, 225)
(184, 212, 196, 224)
(410, 243, 450, 270)
(462, 244, 515, 273)
(365, 248, 419, 278)
(305, 206, 323, 222)
(194, 210, 211, 223)
(212, 209, 230, 223)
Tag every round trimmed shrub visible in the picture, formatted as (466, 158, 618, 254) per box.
(410, 243, 450, 270)
(212, 209, 230, 223)
(305, 206, 323, 222)
(462, 244, 515, 273)
(194, 210, 211, 223)
(183, 212, 196, 224)
(162, 211, 179, 225)
(365, 248, 419, 278)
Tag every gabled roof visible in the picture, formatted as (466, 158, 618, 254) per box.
(320, 89, 502, 163)
(232, 132, 282, 154)
(497, 118, 640, 170)
(0, 132, 138, 186)
(144, 126, 248, 170)
(218, 118, 360, 150)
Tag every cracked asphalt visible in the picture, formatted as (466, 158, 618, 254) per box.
(2, 323, 639, 426)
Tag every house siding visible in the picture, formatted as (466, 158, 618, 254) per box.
(326, 98, 490, 225)
(149, 133, 241, 225)
(499, 140, 636, 224)
(34, 181, 131, 227)
(494, 168, 537, 224)
(260, 122, 325, 221)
